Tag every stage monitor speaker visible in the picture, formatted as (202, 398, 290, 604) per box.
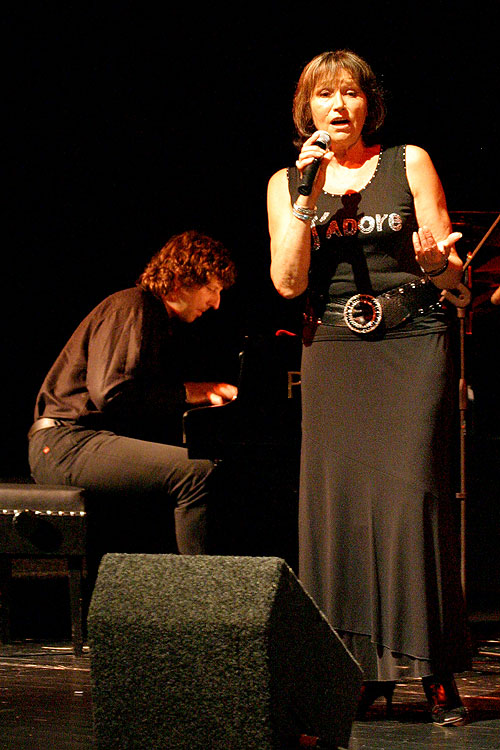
(88, 554, 363, 750)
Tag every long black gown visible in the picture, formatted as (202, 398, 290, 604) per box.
(291, 145, 471, 681)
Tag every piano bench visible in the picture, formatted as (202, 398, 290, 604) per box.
(0, 483, 86, 656)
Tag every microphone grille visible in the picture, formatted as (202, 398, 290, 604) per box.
(316, 131, 331, 148)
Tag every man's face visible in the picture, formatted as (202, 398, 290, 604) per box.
(163, 280, 223, 323)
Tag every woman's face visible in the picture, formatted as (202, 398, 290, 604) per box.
(309, 68, 368, 149)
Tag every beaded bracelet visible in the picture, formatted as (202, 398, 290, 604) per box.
(292, 201, 316, 223)
(422, 257, 449, 278)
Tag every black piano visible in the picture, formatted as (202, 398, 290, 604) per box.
(183, 333, 302, 460)
(183, 333, 302, 567)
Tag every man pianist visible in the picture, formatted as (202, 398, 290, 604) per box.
(27, 230, 237, 558)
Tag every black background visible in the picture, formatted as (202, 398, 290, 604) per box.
(4, 3, 498, 479)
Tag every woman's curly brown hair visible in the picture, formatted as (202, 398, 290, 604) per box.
(138, 230, 236, 298)
(293, 49, 386, 148)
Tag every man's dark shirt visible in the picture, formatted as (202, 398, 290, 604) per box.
(34, 287, 190, 445)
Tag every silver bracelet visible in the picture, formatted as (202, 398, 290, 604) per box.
(420, 257, 449, 278)
(292, 201, 316, 223)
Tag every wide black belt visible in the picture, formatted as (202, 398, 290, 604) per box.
(321, 278, 443, 334)
(27, 417, 77, 440)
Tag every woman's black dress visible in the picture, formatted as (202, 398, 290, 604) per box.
(289, 145, 471, 681)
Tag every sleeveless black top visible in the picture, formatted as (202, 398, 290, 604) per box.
(288, 144, 448, 335)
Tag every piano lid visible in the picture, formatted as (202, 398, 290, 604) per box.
(183, 333, 302, 461)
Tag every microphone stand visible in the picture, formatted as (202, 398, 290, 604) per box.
(442, 213, 500, 600)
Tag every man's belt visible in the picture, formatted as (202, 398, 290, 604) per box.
(27, 417, 76, 440)
(321, 278, 443, 334)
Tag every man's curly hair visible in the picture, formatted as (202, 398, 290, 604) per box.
(138, 230, 236, 298)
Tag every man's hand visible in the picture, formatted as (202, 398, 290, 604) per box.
(184, 382, 238, 406)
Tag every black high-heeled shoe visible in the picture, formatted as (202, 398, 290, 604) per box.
(356, 681, 396, 719)
(422, 674, 468, 726)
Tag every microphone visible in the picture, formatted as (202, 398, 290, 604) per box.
(297, 131, 331, 196)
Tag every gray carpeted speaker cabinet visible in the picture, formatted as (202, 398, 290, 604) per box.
(88, 554, 363, 749)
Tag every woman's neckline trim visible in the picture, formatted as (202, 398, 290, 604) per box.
(320, 145, 384, 197)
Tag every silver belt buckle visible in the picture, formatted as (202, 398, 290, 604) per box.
(343, 294, 383, 333)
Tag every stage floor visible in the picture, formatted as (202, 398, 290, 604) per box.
(0, 621, 499, 750)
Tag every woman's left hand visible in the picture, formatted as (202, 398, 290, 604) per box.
(413, 226, 462, 274)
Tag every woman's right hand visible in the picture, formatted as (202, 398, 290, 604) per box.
(268, 134, 332, 298)
(295, 131, 332, 201)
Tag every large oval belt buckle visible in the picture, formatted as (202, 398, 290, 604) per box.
(343, 294, 383, 333)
